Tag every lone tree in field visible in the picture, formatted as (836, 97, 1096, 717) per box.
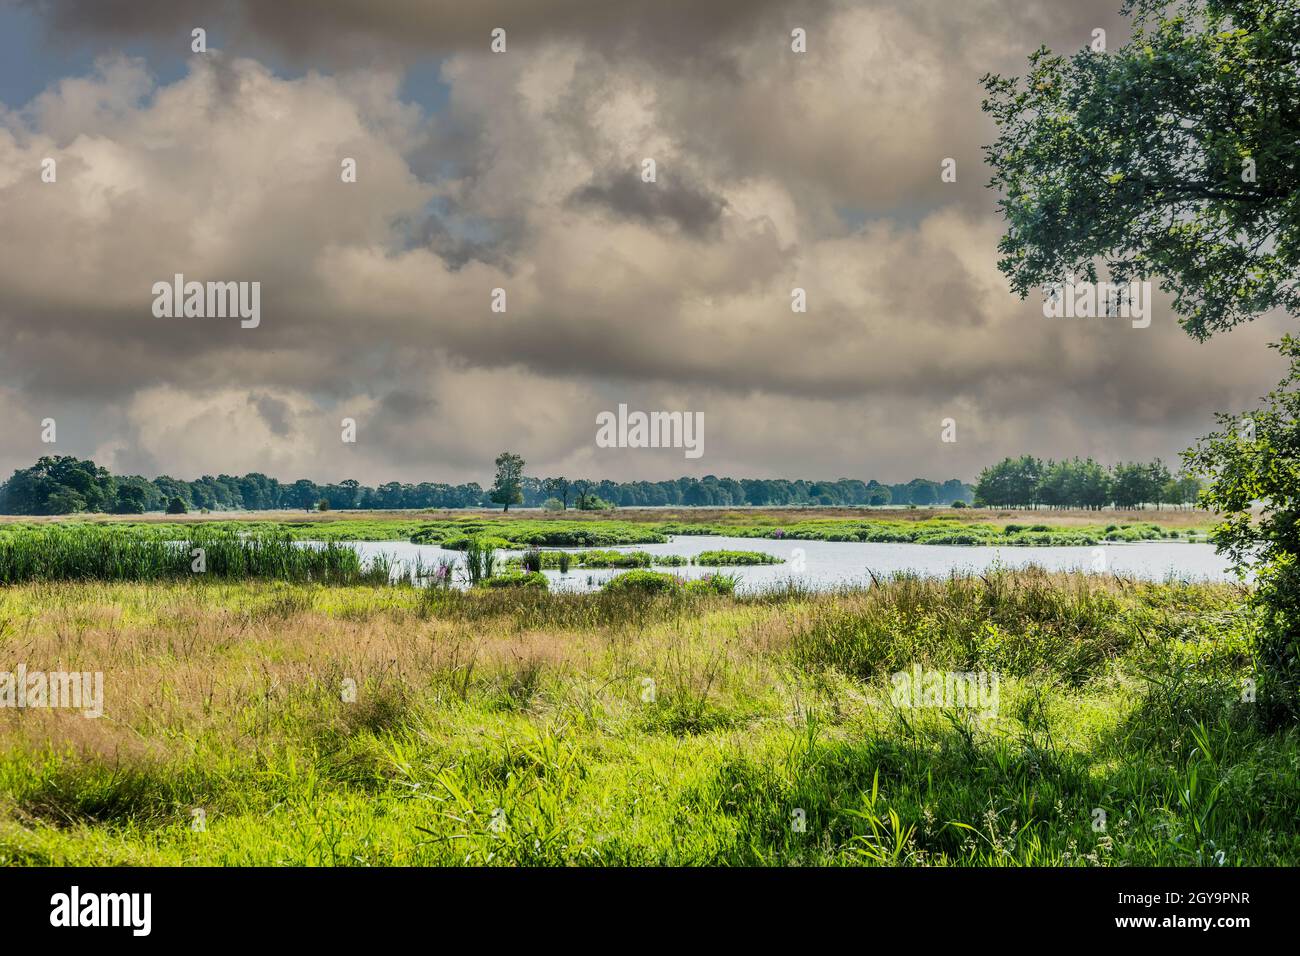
(983, 0, 1300, 724)
(982, 0, 1299, 339)
(490, 452, 525, 512)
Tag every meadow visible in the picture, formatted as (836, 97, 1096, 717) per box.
(2, 567, 1296, 866)
(0, 506, 1215, 552)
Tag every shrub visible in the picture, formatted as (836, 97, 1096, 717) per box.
(684, 573, 740, 596)
(166, 497, 187, 515)
(601, 570, 681, 594)
(694, 549, 783, 566)
(542, 497, 564, 512)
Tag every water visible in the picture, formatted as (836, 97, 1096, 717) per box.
(341, 535, 1240, 594)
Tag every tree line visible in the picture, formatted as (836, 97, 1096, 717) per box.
(973, 456, 1201, 509)
(0, 455, 975, 515)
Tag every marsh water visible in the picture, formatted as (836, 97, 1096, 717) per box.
(338, 535, 1239, 593)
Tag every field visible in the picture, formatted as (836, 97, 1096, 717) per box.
(0, 506, 1218, 552)
(3, 565, 1297, 866)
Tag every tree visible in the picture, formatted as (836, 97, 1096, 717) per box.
(1147, 459, 1174, 509)
(542, 477, 571, 510)
(489, 452, 525, 512)
(1111, 462, 1154, 509)
(974, 456, 1043, 508)
(166, 496, 187, 515)
(982, 0, 1300, 340)
(113, 484, 148, 514)
(1187, 337, 1300, 725)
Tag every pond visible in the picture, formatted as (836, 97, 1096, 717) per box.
(338, 535, 1240, 594)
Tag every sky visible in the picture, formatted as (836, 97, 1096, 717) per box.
(0, 0, 1290, 487)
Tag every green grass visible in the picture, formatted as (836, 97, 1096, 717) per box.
(411, 520, 668, 549)
(0, 513, 1211, 552)
(0, 525, 395, 585)
(503, 549, 688, 570)
(2, 569, 1291, 866)
(694, 549, 784, 565)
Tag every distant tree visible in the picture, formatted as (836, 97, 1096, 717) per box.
(286, 479, 319, 510)
(906, 478, 940, 507)
(1166, 472, 1202, 508)
(45, 490, 87, 515)
(866, 482, 891, 507)
(489, 452, 525, 512)
(543, 477, 571, 510)
(974, 456, 1043, 508)
(166, 496, 187, 515)
(113, 484, 148, 515)
(1068, 459, 1113, 510)
(1147, 459, 1174, 509)
(1110, 462, 1146, 509)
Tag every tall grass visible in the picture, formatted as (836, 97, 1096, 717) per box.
(1, 570, 1287, 867)
(0, 525, 393, 585)
(462, 537, 498, 585)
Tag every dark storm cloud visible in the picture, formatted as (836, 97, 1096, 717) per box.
(22, 0, 829, 64)
(570, 169, 726, 237)
(252, 393, 292, 436)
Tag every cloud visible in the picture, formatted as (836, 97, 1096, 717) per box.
(0, 0, 1286, 487)
(570, 168, 726, 238)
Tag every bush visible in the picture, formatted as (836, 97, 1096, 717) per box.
(951, 500, 968, 508)
(542, 497, 564, 512)
(601, 570, 681, 594)
(166, 497, 187, 515)
(1186, 335, 1300, 726)
(684, 573, 740, 596)
(694, 549, 783, 566)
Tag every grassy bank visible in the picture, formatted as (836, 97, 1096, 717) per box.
(2, 570, 1294, 866)
(0, 512, 1213, 555)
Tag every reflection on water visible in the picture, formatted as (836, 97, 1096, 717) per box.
(340, 535, 1239, 594)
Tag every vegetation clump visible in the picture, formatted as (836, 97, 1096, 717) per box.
(694, 549, 783, 566)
